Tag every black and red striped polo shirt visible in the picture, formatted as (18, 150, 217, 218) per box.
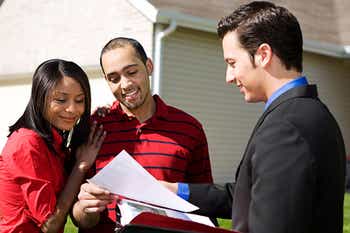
(85, 95, 213, 231)
(92, 95, 212, 183)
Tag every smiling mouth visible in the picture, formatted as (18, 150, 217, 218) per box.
(122, 89, 139, 100)
(61, 117, 77, 123)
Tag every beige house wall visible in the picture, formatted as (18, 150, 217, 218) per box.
(0, 0, 153, 75)
(160, 27, 263, 183)
(0, 0, 153, 150)
(148, 0, 350, 45)
(160, 27, 349, 183)
(0, 78, 32, 150)
(304, 52, 350, 151)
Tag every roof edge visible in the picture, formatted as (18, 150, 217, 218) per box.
(127, 0, 216, 33)
(129, 0, 350, 59)
(127, 0, 158, 22)
(303, 40, 350, 58)
(156, 9, 217, 33)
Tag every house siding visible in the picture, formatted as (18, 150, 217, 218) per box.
(304, 52, 350, 151)
(160, 27, 262, 183)
(160, 27, 349, 183)
(148, 0, 350, 45)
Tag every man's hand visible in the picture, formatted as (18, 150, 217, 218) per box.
(159, 181, 179, 194)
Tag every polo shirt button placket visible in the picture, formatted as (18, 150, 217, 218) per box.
(136, 127, 142, 135)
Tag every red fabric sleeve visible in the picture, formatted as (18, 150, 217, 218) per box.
(187, 126, 213, 183)
(4, 134, 58, 227)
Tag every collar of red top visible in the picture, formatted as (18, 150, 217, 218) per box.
(51, 127, 64, 152)
(110, 95, 168, 121)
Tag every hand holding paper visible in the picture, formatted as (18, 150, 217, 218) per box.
(87, 150, 199, 212)
(78, 182, 114, 213)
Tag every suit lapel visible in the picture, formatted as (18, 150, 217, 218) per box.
(234, 85, 318, 180)
(234, 106, 269, 180)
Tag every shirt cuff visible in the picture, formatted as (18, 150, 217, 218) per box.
(177, 183, 190, 201)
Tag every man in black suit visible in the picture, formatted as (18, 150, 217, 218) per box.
(162, 1, 346, 233)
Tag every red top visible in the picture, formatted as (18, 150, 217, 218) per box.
(0, 128, 66, 233)
(80, 95, 213, 233)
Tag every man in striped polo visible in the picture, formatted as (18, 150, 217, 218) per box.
(72, 37, 213, 233)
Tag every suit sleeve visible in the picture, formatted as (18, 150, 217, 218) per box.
(188, 182, 234, 218)
(249, 120, 315, 233)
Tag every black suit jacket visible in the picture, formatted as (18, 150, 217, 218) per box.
(189, 85, 346, 233)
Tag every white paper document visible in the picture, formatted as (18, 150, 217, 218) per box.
(88, 150, 199, 212)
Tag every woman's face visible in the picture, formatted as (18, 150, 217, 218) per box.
(44, 76, 85, 131)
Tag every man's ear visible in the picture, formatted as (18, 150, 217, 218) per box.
(145, 58, 153, 75)
(255, 43, 272, 67)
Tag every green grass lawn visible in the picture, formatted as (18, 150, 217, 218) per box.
(344, 193, 350, 233)
(217, 193, 350, 232)
(64, 193, 350, 232)
(64, 216, 77, 233)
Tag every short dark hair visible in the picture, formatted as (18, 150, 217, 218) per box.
(217, 1, 303, 72)
(100, 37, 148, 74)
(9, 59, 91, 155)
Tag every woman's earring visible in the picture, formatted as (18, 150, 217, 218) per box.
(65, 118, 80, 148)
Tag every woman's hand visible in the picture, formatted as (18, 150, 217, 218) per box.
(72, 182, 114, 228)
(93, 105, 111, 117)
(75, 122, 106, 172)
(77, 182, 114, 213)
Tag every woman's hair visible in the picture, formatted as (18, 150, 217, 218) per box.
(9, 59, 91, 155)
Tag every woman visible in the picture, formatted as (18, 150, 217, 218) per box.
(0, 59, 106, 233)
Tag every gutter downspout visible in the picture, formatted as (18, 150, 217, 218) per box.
(152, 20, 177, 96)
(303, 40, 350, 59)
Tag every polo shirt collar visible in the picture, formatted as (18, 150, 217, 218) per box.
(153, 95, 169, 119)
(111, 95, 169, 121)
(111, 101, 128, 121)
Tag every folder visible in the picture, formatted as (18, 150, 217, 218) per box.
(118, 224, 203, 233)
(117, 212, 238, 233)
(118, 198, 214, 227)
